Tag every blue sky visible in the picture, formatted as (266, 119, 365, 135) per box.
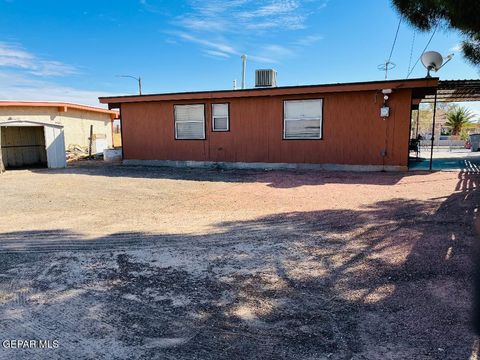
(0, 0, 479, 108)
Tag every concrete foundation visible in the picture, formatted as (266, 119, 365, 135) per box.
(123, 159, 407, 172)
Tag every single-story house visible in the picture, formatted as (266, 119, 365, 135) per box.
(99, 77, 439, 171)
(0, 102, 118, 170)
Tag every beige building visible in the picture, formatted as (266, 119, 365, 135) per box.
(0, 101, 118, 151)
(0, 102, 118, 170)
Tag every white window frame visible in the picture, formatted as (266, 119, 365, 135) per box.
(283, 99, 323, 140)
(212, 103, 229, 132)
(174, 104, 206, 140)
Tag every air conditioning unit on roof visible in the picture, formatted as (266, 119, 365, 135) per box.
(255, 69, 277, 87)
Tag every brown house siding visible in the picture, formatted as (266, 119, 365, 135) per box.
(120, 88, 413, 167)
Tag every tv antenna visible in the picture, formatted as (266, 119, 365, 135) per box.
(377, 61, 396, 80)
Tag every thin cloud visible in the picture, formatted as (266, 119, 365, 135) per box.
(0, 42, 95, 104)
(188, 0, 250, 17)
(203, 50, 231, 58)
(169, 0, 326, 65)
(245, 15, 306, 30)
(179, 18, 226, 32)
(449, 43, 462, 52)
(139, 0, 164, 14)
(0, 42, 34, 68)
(0, 71, 109, 107)
(296, 34, 323, 46)
(181, 0, 307, 32)
(238, 0, 299, 19)
(263, 44, 294, 57)
(0, 42, 78, 77)
(172, 32, 278, 64)
(247, 55, 278, 64)
(175, 32, 237, 55)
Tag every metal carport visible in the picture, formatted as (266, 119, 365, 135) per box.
(411, 79, 480, 171)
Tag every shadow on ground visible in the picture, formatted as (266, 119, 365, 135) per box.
(24, 160, 418, 188)
(0, 171, 478, 359)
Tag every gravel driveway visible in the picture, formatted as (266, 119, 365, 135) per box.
(0, 162, 478, 359)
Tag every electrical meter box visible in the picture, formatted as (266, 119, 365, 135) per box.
(380, 106, 390, 118)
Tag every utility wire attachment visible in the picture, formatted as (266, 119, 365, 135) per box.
(406, 31, 416, 77)
(378, 18, 401, 80)
(407, 25, 438, 78)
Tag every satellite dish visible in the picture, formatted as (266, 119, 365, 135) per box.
(421, 51, 443, 77)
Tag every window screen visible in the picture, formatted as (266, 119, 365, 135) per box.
(212, 103, 229, 131)
(284, 99, 322, 139)
(174, 104, 205, 139)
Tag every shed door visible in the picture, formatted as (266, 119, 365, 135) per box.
(44, 126, 67, 169)
(1, 126, 47, 168)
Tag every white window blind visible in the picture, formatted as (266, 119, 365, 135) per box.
(284, 99, 323, 139)
(174, 104, 205, 139)
(212, 103, 229, 131)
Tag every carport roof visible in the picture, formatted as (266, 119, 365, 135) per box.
(422, 79, 480, 103)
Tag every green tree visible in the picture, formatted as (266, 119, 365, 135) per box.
(412, 103, 451, 136)
(392, 0, 480, 65)
(445, 106, 475, 135)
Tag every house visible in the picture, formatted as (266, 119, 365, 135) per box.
(99, 77, 439, 171)
(0, 101, 118, 170)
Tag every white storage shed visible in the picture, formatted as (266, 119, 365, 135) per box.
(0, 119, 67, 170)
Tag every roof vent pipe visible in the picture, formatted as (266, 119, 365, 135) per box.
(241, 54, 247, 89)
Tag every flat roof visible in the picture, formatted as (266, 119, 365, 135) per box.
(99, 78, 439, 108)
(0, 101, 118, 119)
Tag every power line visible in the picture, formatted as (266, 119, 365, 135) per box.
(406, 30, 416, 77)
(406, 25, 438, 78)
(378, 18, 401, 79)
(387, 18, 402, 64)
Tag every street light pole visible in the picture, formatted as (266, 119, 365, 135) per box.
(117, 75, 142, 95)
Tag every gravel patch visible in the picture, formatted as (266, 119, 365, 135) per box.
(0, 162, 478, 359)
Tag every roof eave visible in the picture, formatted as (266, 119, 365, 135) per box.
(99, 78, 439, 105)
(0, 101, 119, 119)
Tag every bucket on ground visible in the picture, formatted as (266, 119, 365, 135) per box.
(103, 148, 122, 162)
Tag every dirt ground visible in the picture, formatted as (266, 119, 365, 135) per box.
(0, 161, 478, 359)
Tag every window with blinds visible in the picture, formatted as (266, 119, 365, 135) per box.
(174, 104, 205, 140)
(212, 103, 229, 131)
(283, 99, 323, 139)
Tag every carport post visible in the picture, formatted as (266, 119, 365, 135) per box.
(415, 109, 420, 138)
(429, 90, 438, 171)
